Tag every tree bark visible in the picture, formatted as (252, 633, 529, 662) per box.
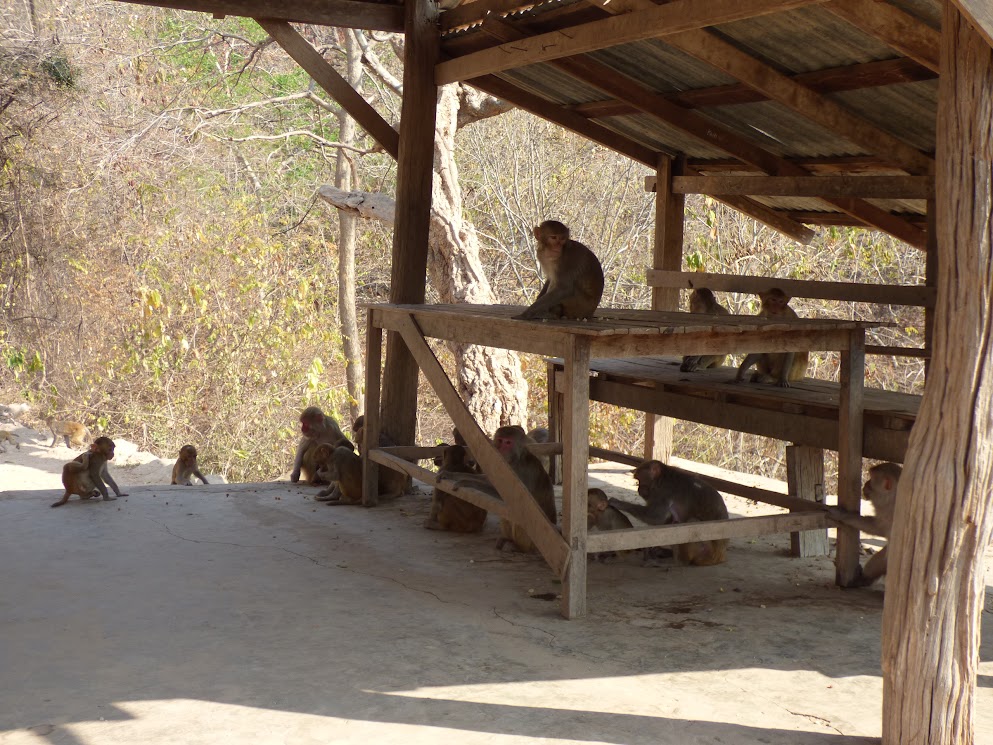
(335, 29, 365, 423)
(881, 6, 993, 744)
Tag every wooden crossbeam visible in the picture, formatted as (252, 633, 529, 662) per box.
(258, 20, 399, 158)
(435, 0, 825, 84)
(671, 175, 934, 199)
(121, 0, 404, 31)
(824, 0, 940, 72)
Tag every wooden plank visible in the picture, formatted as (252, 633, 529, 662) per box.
(395, 314, 571, 577)
(783, 211, 927, 228)
(546, 360, 563, 485)
(952, 0, 993, 51)
(585, 511, 828, 552)
(124, 0, 404, 32)
(644, 269, 936, 307)
(368, 450, 510, 518)
(866, 345, 929, 359)
(379, 445, 446, 460)
(666, 29, 934, 176)
(436, 0, 825, 84)
(362, 313, 383, 507)
(259, 21, 400, 159)
(672, 175, 933, 199)
(561, 337, 591, 619)
(787, 445, 829, 557)
(835, 331, 866, 586)
(826, 197, 928, 250)
(824, 0, 940, 72)
(590, 327, 855, 359)
(440, 0, 540, 33)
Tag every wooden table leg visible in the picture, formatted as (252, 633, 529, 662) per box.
(561, 337, 591, 619)
(836, 329, 865, 585)
(546, 360, 562, 485)
(362, 313, 384, 507)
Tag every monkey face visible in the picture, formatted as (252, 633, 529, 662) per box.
(494, 435, 515, 456)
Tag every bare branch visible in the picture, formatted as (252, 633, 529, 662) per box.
(209, 131, 376, 155)
(318, 185, 396, 223)
(354, 30, 403, 95)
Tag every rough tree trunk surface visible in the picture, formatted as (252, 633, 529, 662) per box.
(881, 7, 993, 744)
(319, 84, 527, 436)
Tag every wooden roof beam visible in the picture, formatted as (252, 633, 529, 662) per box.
(823, 0, 940, 73)
(573, 57, 937, 118)
(664, 29, 935, 176)
(257, 20, 399, 159)
(435, 0, 826, 85)
(117, 0, 403, 32)
(671, 175, 934, 199)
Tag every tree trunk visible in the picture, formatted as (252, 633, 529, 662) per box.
(335, 30, 365, 422)
(881, 6, 993, 744)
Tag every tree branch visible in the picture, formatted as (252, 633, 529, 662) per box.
(210, 131, 376, 155)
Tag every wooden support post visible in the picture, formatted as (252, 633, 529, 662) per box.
(835, 329, 865, 586)
(786, 445, 828, 557)
(645, 154, 683, 463)
(561, 337, 591, 619)
(924, 195, 937, 379)
(380, 0, 438, 446)
(362, 312, 383, 507)
(546, 360, 562, 485)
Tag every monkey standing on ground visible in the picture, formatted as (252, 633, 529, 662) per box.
(425, 444, 488, 533)
(513, 220, 605, 321)
(610, 460, 729, 566)
(734, 288, 809, 387)
(829, 462, 901, 587)
(290, 406, 353, 484)
(47, 416, 90, 448)
(52, 436, 128, 508)
(680, 288, 731, 372)
(171, 445, 209, 485)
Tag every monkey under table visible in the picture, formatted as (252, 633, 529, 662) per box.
(361, 303, 877, 620)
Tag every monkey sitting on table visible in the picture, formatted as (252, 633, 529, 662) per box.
(52, 436, 128, 507)
(680, 288, 731, 372)
(829, 462, 901, 587)
(513, 220, 604, 321)
(610, 460, 729, 566)
(734, 288, 809, 387)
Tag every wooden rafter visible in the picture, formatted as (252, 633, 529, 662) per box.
(118, 0, 403, 32)
(823, 0, 940, 73)
(573, 57, 937, 118)
(671, 175, 934, 199)
(258, 20, 399, 159)
(435, 0, 825, 85)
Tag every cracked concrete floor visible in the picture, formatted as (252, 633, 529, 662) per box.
(3, 474, 993, 745)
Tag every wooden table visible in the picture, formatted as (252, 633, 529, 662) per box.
(362, 303, 875, 619)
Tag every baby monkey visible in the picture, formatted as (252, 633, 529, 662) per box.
(425, 444, 488, 533)
(829, 461, 901, 587)
(735, 288, 809, 387)
(514, 220, 604, 321)
(172, 445, 209, 485)
(52, 436, 128, 507)
(680, 288, 730, 372)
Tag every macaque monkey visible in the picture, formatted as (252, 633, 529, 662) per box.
(434, 427, 480, 470)
(425, 445, 488, 533)
(52, 436, 128, 507)
(587, 488, 633, 532)
(311, 443, 336, 489)
(317, 444, 409, 506)
(47, 416, 90, 448)
(351, 414, 397, 454)
(680, 288, 730, 372)
(0, 431, 20, 452)
(829, 462, 901, 587)
(513, 220, 605, 321)
(171, 445, 209, 485)
(291, 406, 353, 484)
(734, 288, 809, 387)
(610, 460, 729, 566)
(527, 426, 551, 476)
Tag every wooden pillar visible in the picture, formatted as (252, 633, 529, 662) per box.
(835, 330, 865, 587)
(924, 195, 937, 379)
(786, 445, 827, 557)
(561, 337, 591, 619)
(645, 154, 683, 463)
(546, 360, 562, 484)
(362, 313, 383, 506)
(881, 4, 993, 742)
(379, 0, 438, 445)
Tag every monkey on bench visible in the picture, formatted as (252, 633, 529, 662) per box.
(829, 461, 901, 587)
(610, 460, 729, 566)
(513, 220, 604, 321)
(734, 288, 809, 387)
(680, 288, 730, 372)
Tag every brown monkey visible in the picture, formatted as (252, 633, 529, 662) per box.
(680, 288, 731, 372)
(316, 446, 364, 504)
(425, 445, 488, 533)
(291, 406, 353, 484)
(52, 436, 128, 508)
(311, 442, 336, 491)
(0, 430, 20, 452)
(47, 416, 90, 448)
(434, 427, 479, 470)
(351, 414, 397, 453)
(171, 445, 209, 485)
(513, 220, 605, 321)
(527, 426, 552, 476)
(829, 462, 901, 587)
(734, 288, 809, 387)
(587, 488, 633, 532)
(610, 460, 729, 566)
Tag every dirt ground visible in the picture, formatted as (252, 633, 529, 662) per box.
(2, 420, 992, 744)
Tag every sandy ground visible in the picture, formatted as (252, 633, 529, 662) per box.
(1, 418, 992, 744)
